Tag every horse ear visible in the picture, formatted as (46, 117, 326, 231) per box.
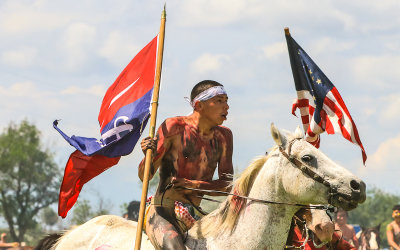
(294, 126, 304, 139)
(270, 123, 287, 147)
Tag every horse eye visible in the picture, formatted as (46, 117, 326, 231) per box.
(301, 154, 314, 162)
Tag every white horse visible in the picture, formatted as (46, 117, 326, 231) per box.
(48, 124, 366, 249)
(36, 207, 334, 249)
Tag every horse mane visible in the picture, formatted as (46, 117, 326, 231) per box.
(191, 152, 273, 238)
(34, 232, 63, 250)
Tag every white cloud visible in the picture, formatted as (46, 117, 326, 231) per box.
(0, 1, 72, 34)
(261, 42, 286, 60)
(357, 134, 400, 183)
(0, 80, 103, 147)
(0, 81, 52, 98)
(350, 0, 400, 33)
(58, 22, 97, 70)
(379, 94, 400, 125)
(61, 85, 106, 97)
(98, 31, 141, 66)
(177, 0, 247, 27)
(191, 53, 230, 74)
(0, 81, 63, 131)
(384, 40, 400, 52)
(329, 8, 356, 32)
(350, 55, 400, 88)
(1, 47, 38, 67)
(176, 0, 361, 33)
(309, 37, 355, 55)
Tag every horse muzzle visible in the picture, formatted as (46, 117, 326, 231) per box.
(329, 178, 366, 210)
(311, 221, 335, 243)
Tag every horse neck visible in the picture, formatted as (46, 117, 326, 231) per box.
(196, 158, 297, 249)
(187, 155, 300, 249)
(231, 203, 297, 248)
(229, 160, 298, 248)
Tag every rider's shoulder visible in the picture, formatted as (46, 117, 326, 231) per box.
(164, 117, 187, 128)
(214, 125, 233, 138)
(160, 117, 186, 137)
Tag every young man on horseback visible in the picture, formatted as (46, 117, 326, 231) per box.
(139, 80, 233, 249)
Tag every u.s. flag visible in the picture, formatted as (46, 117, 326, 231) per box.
(285, 30, 367, 164)
(54, 34, 159, 217)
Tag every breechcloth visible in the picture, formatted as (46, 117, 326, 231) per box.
(144, 196, 201, 233)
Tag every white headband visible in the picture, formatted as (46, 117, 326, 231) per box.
(187, 86, 227, 108)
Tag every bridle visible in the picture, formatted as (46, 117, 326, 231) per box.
(278, 138, 351, 205)
(173, 138, 338, 212)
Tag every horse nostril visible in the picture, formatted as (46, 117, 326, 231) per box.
(350, 180, 360, 190)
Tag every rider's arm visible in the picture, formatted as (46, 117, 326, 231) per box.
(138, 120, 173, 181)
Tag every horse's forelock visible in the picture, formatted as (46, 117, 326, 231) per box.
(279, 128, 304, 143)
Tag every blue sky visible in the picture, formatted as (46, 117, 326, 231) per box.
(1, 0, 399, 220)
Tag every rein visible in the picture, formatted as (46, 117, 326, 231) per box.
(174, 139, 340, 212)
(176, 186, 333, 211)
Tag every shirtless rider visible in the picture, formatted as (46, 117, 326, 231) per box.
(139, 80, 233, 249)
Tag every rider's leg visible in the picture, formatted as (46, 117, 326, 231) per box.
(145, 205, 186, 250)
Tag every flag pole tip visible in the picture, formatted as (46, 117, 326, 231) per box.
(162, 3, 166, 18)
(284, 27, 290, 36)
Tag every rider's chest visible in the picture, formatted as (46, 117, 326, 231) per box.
(180, 130, 221, 161)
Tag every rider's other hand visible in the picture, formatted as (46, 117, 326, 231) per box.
(171, 177, 199, 194)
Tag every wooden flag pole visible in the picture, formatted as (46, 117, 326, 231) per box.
(134, 6, 166, 250)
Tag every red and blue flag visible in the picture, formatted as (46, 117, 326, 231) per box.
(54, 35, 159, 217)
(285, 30, 367, 164)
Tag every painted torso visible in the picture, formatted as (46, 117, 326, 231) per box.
(154, 117, 232, 205)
